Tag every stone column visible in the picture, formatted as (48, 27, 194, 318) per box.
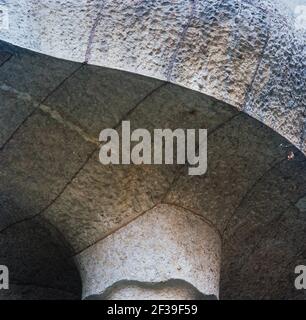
(75, 204, 221, 300)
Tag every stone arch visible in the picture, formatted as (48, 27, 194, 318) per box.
(0, 1, 306, 300)
(0, 0, 305, 154)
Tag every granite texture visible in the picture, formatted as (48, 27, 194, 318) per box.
(0, 41, 305, 299)
(0, 0, 304, 154)
(0, 109, 95, 230)
(164, 113, 289, 232)
(75, 204, 222, 299)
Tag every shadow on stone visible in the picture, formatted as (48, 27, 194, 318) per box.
(86, 279, 217, 300)
(0, 216, 82, 300)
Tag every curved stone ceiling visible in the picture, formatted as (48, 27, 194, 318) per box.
(0, 41, 305, 299)
(0, 0, 305, 155)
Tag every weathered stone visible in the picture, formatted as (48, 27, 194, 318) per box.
(90, 0, 192, 80)
(0, 216, 81, 298)
(0, 1, 101, 63)
(221, 205, 306, 300)
(0, 41, 79, 101)
(0, 39, 305, 300)
(171, 0, 269, 107)
(126, 83, 238, 133)
(164, 113, 288, 232)
(44, 64, 163, 137)
(42, 79, 238, 253)
(0, 89, 37, 146)
(0, 110, 94, 230)
(0, 51, 11, 66)
(75, 204, 221, 299)
(42, 159, 177, 252)
(244, 10, 305, 154)
(221, 156, 306, 299)
(296, 196, 306, 212)
(224, 151, 306, 240)
(0, 0, 304, 153)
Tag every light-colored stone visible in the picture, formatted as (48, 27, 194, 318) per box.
(0, 0, 304, 154)
(87, 280, 216, 300)
(1, 41, 306, 300)
(75, 204, 221, 299)
(41, 77, 238, 253)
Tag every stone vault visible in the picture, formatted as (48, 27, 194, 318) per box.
(0, 0, 305, 299)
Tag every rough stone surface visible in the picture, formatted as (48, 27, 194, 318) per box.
(44, 64, 163, 137)
(221, 155, 306, 299)
(244, 7, 306, 154)
(296, 196, 306, 212)
(0, 89, 37, 146)
(0, 41, 79, 101)
(42, 160, 177, 252)
(164, 113, 289, 232)
(0, 0, 100, 63)
(0, 0, 304, 153)
(170, 0, 270, 106)
(0, 42, 306, 299)
(42, 80, 237, 252)
(0, 216, 81, 299)
(0, 110, 95, 230)
(0, 51, 11, 66)
(75, 204, 222, 299)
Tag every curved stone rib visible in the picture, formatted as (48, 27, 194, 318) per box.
(0, 63, 85, 151)
(0, 0, 304, 154)
(0, 82, 167, 235)
(0, 0, 305, 153)
(75, 204, 222, 299)
(221, 157, 287, 236)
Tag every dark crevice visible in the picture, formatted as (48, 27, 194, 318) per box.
(0, 53, 13, 68)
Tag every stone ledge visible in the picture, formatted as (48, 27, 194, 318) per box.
(0, 0, 304, 154)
